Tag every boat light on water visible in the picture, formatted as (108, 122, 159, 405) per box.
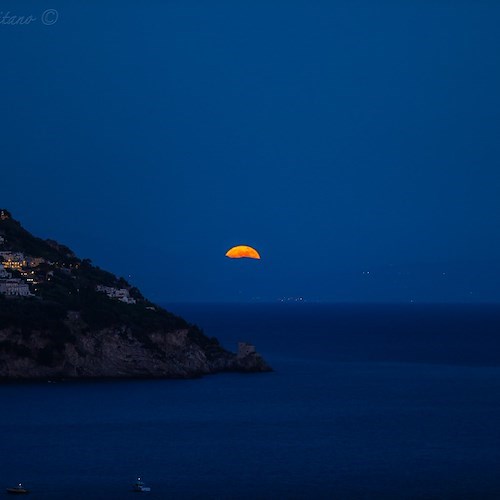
(132, 477, 151, 492)
(6, 483, 30, 495)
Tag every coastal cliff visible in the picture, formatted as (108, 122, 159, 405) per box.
(0, 210, 271, 380)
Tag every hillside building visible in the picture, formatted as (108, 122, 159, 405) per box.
(0, 278, 32, 297)
(96, 285, 136, 304)
(0, 251, 27, 270)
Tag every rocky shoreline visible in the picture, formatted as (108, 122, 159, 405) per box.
(0, 322, 272, 381)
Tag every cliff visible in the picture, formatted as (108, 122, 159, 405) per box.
(0, 210, 271, 380)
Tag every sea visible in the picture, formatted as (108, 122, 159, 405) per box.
(1, 303, 500, 499)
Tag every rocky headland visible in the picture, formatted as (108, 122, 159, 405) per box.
(0, 209, 271, 380)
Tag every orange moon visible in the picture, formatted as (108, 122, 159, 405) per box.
(225, 245, 261, 260)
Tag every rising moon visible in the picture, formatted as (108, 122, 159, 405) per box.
(225, 245, 261, 260)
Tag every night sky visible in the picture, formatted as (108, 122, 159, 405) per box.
(2, 1, 500, 302)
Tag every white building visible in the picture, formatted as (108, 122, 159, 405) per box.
(96, 285, 136, 304)
(0, 278, 32, 297)
(0, 263, 33, 297)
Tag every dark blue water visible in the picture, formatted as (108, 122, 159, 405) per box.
(1, 304, 500, 499)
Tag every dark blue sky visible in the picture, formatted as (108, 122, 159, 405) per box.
(2, 1, 500, 302)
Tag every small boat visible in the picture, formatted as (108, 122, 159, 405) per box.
(6, 483, 30, 495)
(132, 477, 151, 492)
